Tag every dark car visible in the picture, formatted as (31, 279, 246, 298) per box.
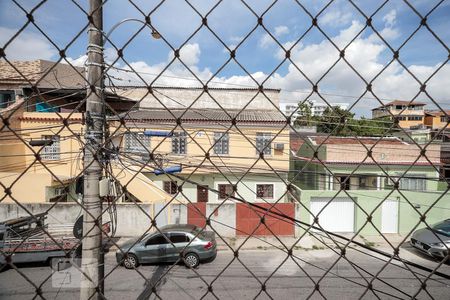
(410, 219, 450, 259)
(116, 224, 217, 269)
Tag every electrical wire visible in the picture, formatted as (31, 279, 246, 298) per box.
(115, 152, 450, 282)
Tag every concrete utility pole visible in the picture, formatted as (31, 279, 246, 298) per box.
(80, 0, 104, 299)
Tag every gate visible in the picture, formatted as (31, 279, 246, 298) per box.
(236, 203, 295, 236)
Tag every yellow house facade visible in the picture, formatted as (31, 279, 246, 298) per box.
(372, 100, 426, 129)
(110, 108, 290, 203)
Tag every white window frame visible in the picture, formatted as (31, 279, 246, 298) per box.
(41, 135, 60, 160)
(399, 173, 427, 191)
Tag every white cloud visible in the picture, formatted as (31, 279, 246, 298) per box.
(274, 26, 289, 37)
(167, 43, 201, 66)
(0, 27, 57, 60)
(258, 34, 274, 49)
(383, 9, 397, 28)
(320, 10, 352, 27)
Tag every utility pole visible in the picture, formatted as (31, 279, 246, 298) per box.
(80, 0, 104, 299)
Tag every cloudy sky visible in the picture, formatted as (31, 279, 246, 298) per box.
(1, 0, 449, 116)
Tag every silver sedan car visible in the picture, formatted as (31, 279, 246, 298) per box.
(116, 224, 217, 269)
(410, 219, 450, 259)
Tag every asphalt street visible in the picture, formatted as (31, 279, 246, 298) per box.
(1, 245, 449, 299)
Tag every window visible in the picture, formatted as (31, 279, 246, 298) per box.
(172, 132, 187, 154)
(218, 184, 235, 199)
(339, 176, 350, 190)
(163, 181, 178, 195)
(0, 91, 14, 109)
(256, 132, 272, 155)
(399, 174, 426, 191)
(146, 234, 169, 246)
(397, 116, 407, 121)
(408, 116, 423, 121)
(124, 132, 150, 152)
(170, 233, 189, 243)
(440, 116, 447, 123)
(214, 132, 229, 155)
(41, 135, 60, 160)
(256, 184, 274, 198)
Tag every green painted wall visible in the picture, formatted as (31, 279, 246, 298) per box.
(297, 189, 450, 236)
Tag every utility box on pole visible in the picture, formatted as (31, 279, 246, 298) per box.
(80, 1, 104, 299)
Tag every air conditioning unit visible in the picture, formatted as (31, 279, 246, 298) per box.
(274, 143, 284, 150)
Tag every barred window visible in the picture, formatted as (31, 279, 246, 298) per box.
(218, 184, 235, 200)
(124, 132, 150, 152)
(256, 132, 272, 155)
(163, 181, 178, 195)
(256, 184, 274, 198)
(172, 132, 187, 154)
(400, 174, 427, 191)
(214, 132, 229, 155)
(440, 116, 447, 123)
(41, 135, 60, 160)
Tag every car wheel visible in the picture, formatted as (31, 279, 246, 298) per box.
(123, 254, 139, 269)
(184, 253, 200, 268)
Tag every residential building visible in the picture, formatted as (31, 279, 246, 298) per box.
(279, 101, 350, 121)
(0, 60, 168, 204)
(392, 126, 432, 144)
(372, 100, 426, 128)
(291, 136, 449, 235)
(424, 110, 450, 130)
(310, 100, 349, 116)
(110, 108, 290, 204)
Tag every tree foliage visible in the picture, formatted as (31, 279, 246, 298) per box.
(294, 104, 393, 136)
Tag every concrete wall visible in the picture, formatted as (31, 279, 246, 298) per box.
(0, 203, 154, 237)
(0, 203, 237, 238)
(115, 87, 280, 110)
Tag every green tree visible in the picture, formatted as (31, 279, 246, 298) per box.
(294, 101, 314, 126)
(317, 107, 393, 136)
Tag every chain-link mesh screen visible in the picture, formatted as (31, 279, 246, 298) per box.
(1, 0, 449, 299)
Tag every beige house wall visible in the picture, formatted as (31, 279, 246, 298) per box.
(113, 122, 290, 174)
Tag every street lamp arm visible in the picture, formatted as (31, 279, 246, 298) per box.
(104, 18, 160, 43)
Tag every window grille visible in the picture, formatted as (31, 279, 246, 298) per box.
(41, 135, 60, 160)
(213, 132, 229, 155)
(172, 132, 187, 154)
(256, 184, 274, 198)
(124, 132, 150, 152)
(255, 132, 272, 155)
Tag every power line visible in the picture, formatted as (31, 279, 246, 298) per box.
(116, 152, 450, 281)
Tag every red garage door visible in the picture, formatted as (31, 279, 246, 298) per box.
(187, 203, 207, 227)
(236, 203, 294, 236)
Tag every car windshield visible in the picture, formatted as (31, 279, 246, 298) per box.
(432, 221, 450, 237)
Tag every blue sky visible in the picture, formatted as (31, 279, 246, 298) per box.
(1, 0, 449, 116)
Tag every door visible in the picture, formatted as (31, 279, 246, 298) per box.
(381, 199, 399, 233)
(310, 198, 355, 232)
(166, 233, 189, 262)
(140, 233, 170, 263)
(197, 185, 209, 202)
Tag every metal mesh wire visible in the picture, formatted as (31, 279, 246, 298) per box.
(1, 0, 449, 299)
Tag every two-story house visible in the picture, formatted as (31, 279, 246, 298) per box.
(291, 136, 449, 236)
(110, 108, 290, 204)
(0, 60, 170, 204)
(372, 100, 426, 129)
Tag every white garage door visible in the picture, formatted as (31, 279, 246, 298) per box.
(310, 197, 355, 232)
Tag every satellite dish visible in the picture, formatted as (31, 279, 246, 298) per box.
(73, 216, 83, 239)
